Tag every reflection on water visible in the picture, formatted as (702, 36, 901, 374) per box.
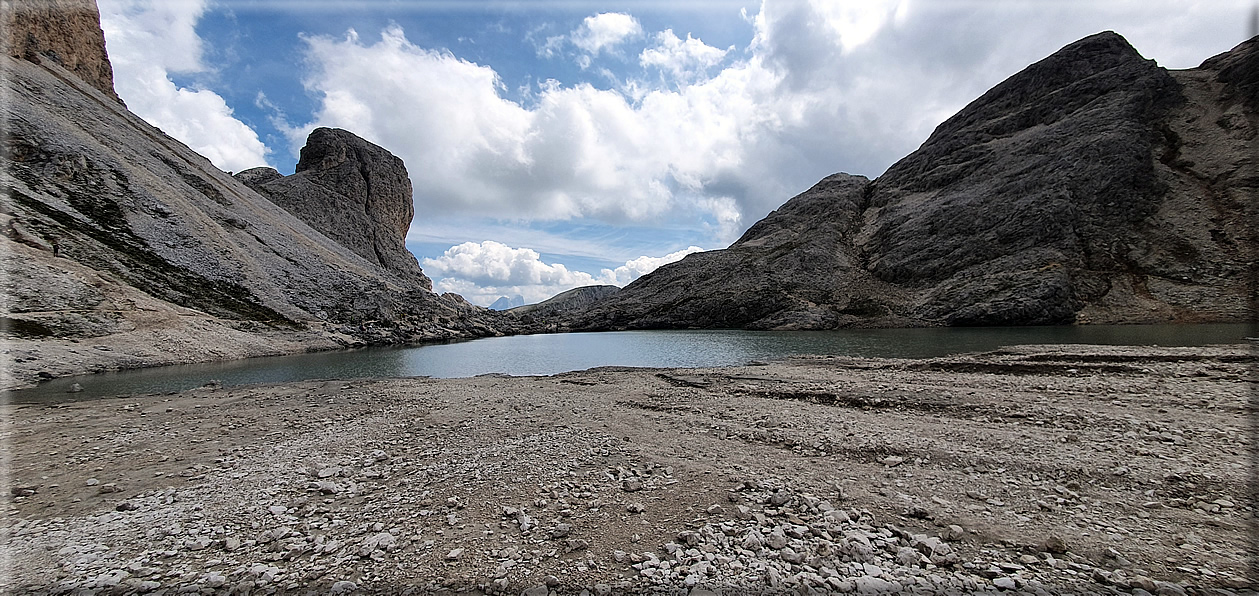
(8, 323, 1254, 403)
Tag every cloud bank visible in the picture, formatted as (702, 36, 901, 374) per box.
(289, 1, 940, 246)
(98, 0, 269, 173)
(422, 242, 703, 306)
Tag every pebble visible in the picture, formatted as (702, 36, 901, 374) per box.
(993, 576, 1018, 590)
(329, 580, 357, 594)
(9, 378, 1235, 596)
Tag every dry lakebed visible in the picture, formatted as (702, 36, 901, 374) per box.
(2, 343, 1255, 595)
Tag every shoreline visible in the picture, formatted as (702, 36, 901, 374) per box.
(5, 321, 1253, 396)
(3, 343, 1255, 594)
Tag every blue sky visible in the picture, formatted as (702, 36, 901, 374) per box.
(97, 0, 1254, 305)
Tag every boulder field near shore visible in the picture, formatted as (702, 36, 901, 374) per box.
(3, 344, 1254, 594)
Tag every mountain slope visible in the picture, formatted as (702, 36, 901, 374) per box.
(575, 32, 1256, 331)
(0, 19, 509, 389)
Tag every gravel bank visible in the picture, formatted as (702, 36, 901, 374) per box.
(3, 344, 1255, 594)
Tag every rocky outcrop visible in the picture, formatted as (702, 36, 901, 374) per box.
(510, 285, 620, 322)
(0, 24, 510, 389)
(2, 0, 119, 102)
(575, 32, 1256, 330)
(236, 128, 431, 287)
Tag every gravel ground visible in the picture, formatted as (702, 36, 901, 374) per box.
(2, 343, 1255, 595)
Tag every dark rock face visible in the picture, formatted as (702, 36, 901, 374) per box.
(232, 166, 282, 186)
(576, 175, 914, 330)
(239, 128, 431, 288)
(2, 0, 120, 102)
(576, 32, 1256, 330)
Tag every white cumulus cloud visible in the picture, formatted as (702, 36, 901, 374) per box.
(98, 0, 270, 173)
(601, 246, 705, 286)
(572, 13, 643, 56)
(640, 30, 731, 84)
(292, 0, 1244, 270)
(290, 1, 1001, 250)
(422, 241, 703, 306)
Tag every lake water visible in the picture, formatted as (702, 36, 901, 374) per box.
(7, 323, 1254, 403)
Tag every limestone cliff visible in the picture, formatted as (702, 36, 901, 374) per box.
(2, 0, 119, 102)
(236, 128, 431, 287)
(575, 32, 1256, 330)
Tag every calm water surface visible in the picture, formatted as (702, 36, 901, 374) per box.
(9, 323, 1253, 403)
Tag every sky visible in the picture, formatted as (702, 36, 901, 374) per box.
(95, 0, 1255, 306)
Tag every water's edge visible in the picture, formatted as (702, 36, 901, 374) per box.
(7, 323, 1253, 403)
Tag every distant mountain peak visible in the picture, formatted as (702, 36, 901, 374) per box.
(489, 295, 526, 310)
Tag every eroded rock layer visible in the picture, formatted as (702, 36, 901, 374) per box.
(2, 0, 119, 102)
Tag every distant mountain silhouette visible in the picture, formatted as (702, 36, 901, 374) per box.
(489, 295, 526, 310)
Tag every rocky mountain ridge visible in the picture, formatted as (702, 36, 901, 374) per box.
(572, 32, 1256, 331)
(0, 7, 513, 389)
(510, 285, 620, 323)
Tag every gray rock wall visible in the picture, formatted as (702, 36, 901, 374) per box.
(1, 48, 509, 386)
(2, 0, 119, 102)
(573, 32, 1256, 330)
(239, 128, 432, 288)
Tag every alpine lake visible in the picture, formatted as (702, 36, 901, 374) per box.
(9, 323, 1254, 403)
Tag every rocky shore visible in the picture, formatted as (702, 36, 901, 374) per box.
(3, 343, 1254, 594)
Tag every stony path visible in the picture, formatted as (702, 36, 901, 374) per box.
(2, 344, 1255, 595)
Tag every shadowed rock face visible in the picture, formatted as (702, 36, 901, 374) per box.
(575, 32, 1256, 330)
(2, 0, 119, 102)
(238, 128, 431, 289)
